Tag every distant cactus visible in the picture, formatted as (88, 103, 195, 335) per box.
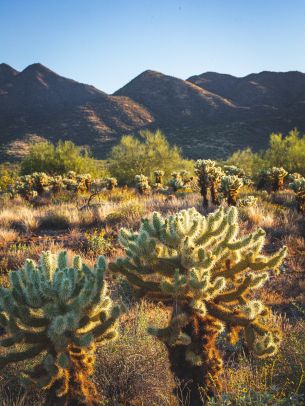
(105, 177, 118, 190)
(154, 170, 165, 187)
(135, 174, 151, 195)
(110, 207, 286, 404)
(238, 195, 258, 207)
(168, 172, 185, 192)
(220, 175, 244, 206)
(258, 167, 288, 192)
(289, 177, 305, 214)
(224, 165, 245, 178)
(0, 251, 120, 405)
(195, 160, 224, 206)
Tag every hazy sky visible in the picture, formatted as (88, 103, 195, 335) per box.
(1, 0, 305, 93)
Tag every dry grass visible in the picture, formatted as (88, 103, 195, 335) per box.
(0, 187, 304, 405)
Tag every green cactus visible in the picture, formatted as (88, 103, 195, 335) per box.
(109, 207, 286, 404)
(289, 177, 305, 214)
(220, 175, 244, 206)
(104, 177, 118, 190)
(168, 172, 185, 192)
(154, 170, 165, 187)
(195, 160, 224, 206)
(258, 167, 288, 192)
(135, 174, 151, 195)
(0, 251, 120, 405)
(224, 165, 245, 178)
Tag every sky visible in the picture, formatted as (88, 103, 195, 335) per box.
(1, 0, 305, 93)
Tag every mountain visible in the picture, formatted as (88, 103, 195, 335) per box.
(0, 63, 154, 160)
(187, 70, 305, 109)
(1, 63, 305, 161)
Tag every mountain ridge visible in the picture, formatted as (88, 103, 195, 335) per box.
(1, 63, 304, 161)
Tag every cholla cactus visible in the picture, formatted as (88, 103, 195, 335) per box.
(0, 251, 120, 405)
(238, 195, 258, 208)
(258, 167, 288, 191)
(269, 167, 288, 191)
(154, 170, 165, 187)
(31, 172, 51, 195)
(109, 207, 286, 404)
(105, 177, 118, 190)
(289, 177, 305, 214)
(224, 165, 245, 178)
(287, 172, 302, 183)
(50, 175, 64, 195)
(195, 160, 224, 206)
(135, 174, 151, 195)
(168, 172, 185, 192)
(220, 175, 244, 206)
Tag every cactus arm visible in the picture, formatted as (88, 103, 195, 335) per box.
(0, 343, 46, 369)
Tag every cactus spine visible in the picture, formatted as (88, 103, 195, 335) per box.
(110, 207, 286, 404)
(195, 160, 224, 207)
(0, 251, 120, 405)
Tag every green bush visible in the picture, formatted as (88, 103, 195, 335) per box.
(108, 130, 193, 185)
(20, 140, 108, 178)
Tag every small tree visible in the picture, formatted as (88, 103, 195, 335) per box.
(108, 130, 192, 185)
(0, 251, 120, 405)
(109, 207, 286, 405)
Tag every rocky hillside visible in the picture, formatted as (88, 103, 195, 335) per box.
(0, 63, 154, 160)
(1, 63, 304, 161)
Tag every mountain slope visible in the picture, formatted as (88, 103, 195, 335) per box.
(114, 70, 237, 126)
(0, 63, 154, 160)
(1, 64, 305, 161)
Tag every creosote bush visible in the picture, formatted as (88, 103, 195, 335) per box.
(0, 251, 120, 406)
(110, 206, 287, 405)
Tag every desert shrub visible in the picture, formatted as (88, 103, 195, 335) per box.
(96, 301, 174, 405)
(20, 140, 107, 178)
(225, 148, 266, 177)
(106, 201, 145, 226)
(108, 130, 192, 185)
(263, 129, 305, 175)
(83, 229, 113, 256)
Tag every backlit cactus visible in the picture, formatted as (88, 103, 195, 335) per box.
(289, 177, 305, 214)
(0, 251, 120, 405)
(104, 177, 118, 190)
(154, 170, 165, 187)
(195, 160, 224, 206)
(135, 174, 151, 195)
(220, 175, 244, 206)
(109, 207, 286, 404)
(224, 165, 245, 178)
(168, 172, 185, 192)
(258, 167, 288, 192)
(238, 195, 258, 207)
